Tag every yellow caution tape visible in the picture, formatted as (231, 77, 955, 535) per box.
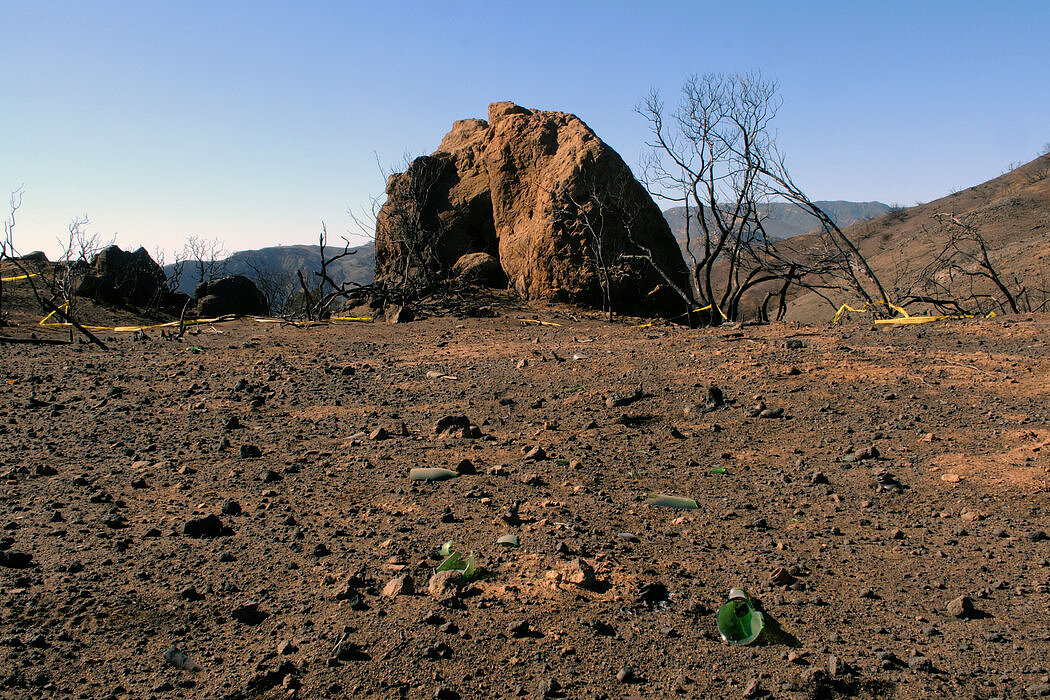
(874, 310, 996, 326)
(633, 303, 727, 328)
(38, 304, 374, 333)
(832, 300, 910, 324)
(518, 318, 563, 327)
(1, 272, 40, 282)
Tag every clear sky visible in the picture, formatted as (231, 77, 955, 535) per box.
(4, 0, 1049, 260)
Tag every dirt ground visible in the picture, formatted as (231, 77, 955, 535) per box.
(1, 292, 1049, 699)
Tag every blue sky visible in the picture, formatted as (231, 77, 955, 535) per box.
(3, 0, 1048, 259)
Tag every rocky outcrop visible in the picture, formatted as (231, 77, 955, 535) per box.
(193, 275, 268, 317)
(76, 245, 184, 311)
(375, 102, 689, 314)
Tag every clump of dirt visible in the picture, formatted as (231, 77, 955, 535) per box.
(1, 298, 1048, 698)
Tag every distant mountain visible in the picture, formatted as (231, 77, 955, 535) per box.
(663, 201, 891, 248)
(164, 242, 375, 296)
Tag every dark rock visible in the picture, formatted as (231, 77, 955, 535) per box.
(241, 445, 263, 459)
(183, 514, 225, 538)
(193, 275, 268, 317)
(75, 245, 184, 312)
(258, 468, 281, 482)
(947, 595, 976, 619)
(221, 499, 241, 516)
(507, 619, 533, 638)
(0, 550, 33, 568)
(705, 385, 725, 411)
(231, 601, 268, 625)
(587, 620, 616, 637)
(434, 415, 472, 438)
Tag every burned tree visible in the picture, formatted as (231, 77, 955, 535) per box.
(637, 72, 889, 322)
(900, 212, 1048, 316)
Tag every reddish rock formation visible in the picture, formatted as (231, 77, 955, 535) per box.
(375, 102, 688, 314)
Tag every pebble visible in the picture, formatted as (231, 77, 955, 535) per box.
(428, 570, 464, 603)
(382, 575, 414, 598)
(240, 444, 262, 459)
(947, 595, 976, 619)
(524, 445, 547, 461)
(182, 514, 225, 538)
(615, 664, 634, 683)
(231, 601, 267, 625)
(506, 619, 532, 638)
(563, 558, 596, 588)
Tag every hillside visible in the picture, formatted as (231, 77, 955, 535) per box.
(787, 154, 1050, 321)
(164, 243, 375, 296)
(663, 200, 891, 250)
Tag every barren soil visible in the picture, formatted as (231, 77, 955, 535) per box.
(2, 299, 1049, 699)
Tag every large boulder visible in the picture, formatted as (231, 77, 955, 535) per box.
(76, 245, 182, 310)
(193, 275, 267, 317)
(452, 252, 504, 286)
(374, 102, 689, 315)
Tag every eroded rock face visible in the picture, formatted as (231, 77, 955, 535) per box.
(374, 102, 688, 314)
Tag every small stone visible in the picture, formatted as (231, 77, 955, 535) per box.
(369, 427, 389, 441)
(742, 677, 761, 698)
(277, 640, 297, 655)
(587, 619, 616, 637)
(946, 595, 975, 619)
(221, 499, 241, 516)
(259, 469, 281, 483)
(382, 575, 414, 598)
(507, 619, 532, 638)
(616, 665, 634, 683)
(534, 677, 560, 699)
(705, 385, 725, 411)
(183, 514, 224, 538)
(231, 601, 267, 625)
(434, 685, 460, 700)
(455, 459, 476, 474)
(428, 570, 464, 603)
(434, 415, 472, 438)
(1027, 683, 1050, 697)
(759, 407, 784, 419)
(524, 445, 547, 461)
(240, 444, 262, 459)
(563, 558, 596, 588)
(178, 585, 201, 600)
